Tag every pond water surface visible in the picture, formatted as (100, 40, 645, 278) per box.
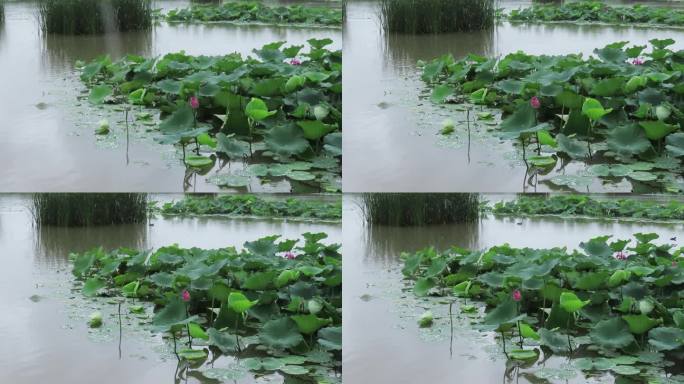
(343, 0, 684, 193)
(342, 193, 684, 384)
(0, 194, 341, 384)
(0, 0, 340, 193)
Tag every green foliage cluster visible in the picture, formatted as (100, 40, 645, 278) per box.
(160, 194, 342, 221)
(71, 233, 341, 381)
(39, 0, 152, 35)
(361, 193, 480, 226)
(489, 195, 684, 221)
(164, 1, 342, 27)
(402, 234, 684, 380)
(380, 0, 495, 34)
(32, 193, 148, 226)
(79, 40, 341, 191)
(502, 1, 684, 28)
(422, 40, 684, 192)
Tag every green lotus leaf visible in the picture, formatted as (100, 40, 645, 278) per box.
(560, 292, 590, 313)
(317, 326, 341, 350)
(519, 323, 540, 340)
(264, 123, 310, 157)
(556, 134, 589, 159)
(418, 311, 433, 328)
(648, 327, 684, 351)
(538, 328, 572, 353)
(245, 98, 277, 121)
(666, 133, 684, 157)
(188, 323, 209, 340)
(581, 98, 613, 121)
(591, 77, 625, 97)
(484, 300, 523, 327)
(82, 278, 105, 297)
(413, 277, 436, 297)
(508, 349, 539, 361)
(259, 317, 305, 349)
(152, 298, 198, 330)
(215, 133, 250, 159)
(638, 121, 678, 141)
(184, 155, 214, 169)
(177, 348, 207, 361)
(207, 328, 239, 353)
(589, 318, 635, 349)
(606, 124, 652, 158)
(431, 84, 455, 103)
(88, 85, 113, 104)
(297, 120, 336, 140)
(227, 292, 258, 314)
(622, 315, 659, 335)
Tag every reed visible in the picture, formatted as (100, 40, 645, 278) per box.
(361, 193, 480, 226)
(379, 0, 495, 34)
(38, 0, 152, 35)
(32, 193, 148, 227)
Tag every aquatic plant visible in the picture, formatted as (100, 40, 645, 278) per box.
(421, 40, 684, 193)
(77, 40, 341, 191)
(502, 1, 684, 28)
(70, 233, 341, 381)
(379, 0, 495, 34)
(488, 195, 684, 221)
(402, 233, 684, 381)
(159, 194, 342, 221)
(32, 193, 148, 226)
(164, 1, 342, 27)
(38, 0, 152, 35)
(361, 193, 480, 226)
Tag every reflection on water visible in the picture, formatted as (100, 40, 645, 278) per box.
(343, 0, 684, 193)
(0, 194, 341, 384)
(343, 194, 684, 384)
(0, 0, 340, 193)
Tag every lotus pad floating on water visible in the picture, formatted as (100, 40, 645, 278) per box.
(70, 233, 341, 382)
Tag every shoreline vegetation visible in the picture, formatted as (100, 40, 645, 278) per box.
(160, 1, 342, 28)
(379, 0, 495, 34)
(498, 1, 684, 29)
(157, 194, 342, 221)
(38, 0, 152, 35)
(486, 195, 684, 222)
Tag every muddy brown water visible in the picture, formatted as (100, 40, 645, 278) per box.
(0, 194, 341, 384)
(343, 0, 684, 193)
(342, 194, 684, 384)
(0, 0, 340, 193)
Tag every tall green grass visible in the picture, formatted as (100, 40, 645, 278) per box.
(361, 193, 480, 226)
(380, 0, 495, 34)
(38, 0, 152, 35)
(32, 193, 148, 227)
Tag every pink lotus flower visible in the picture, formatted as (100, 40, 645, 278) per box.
(283, 251, 297, 260)
(613, 251, 629, 260)
(512, 289, 522, 302)
(182, 290, 191, 302)
(530, 96, 541, 109)
(289, 58, 302, 66)
(189, 96, 199, 109)
(631, 58, 644, 65)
